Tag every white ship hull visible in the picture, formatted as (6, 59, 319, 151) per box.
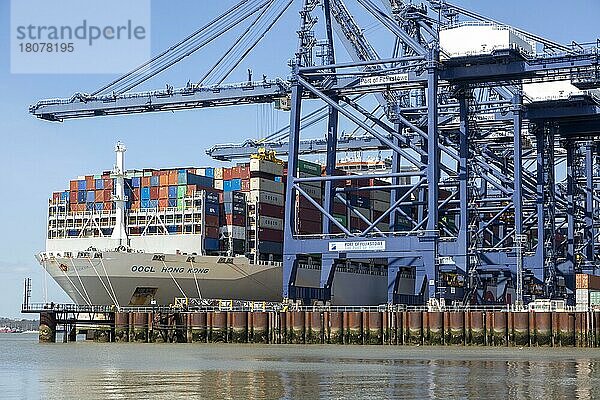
(37, 251, 389, 306)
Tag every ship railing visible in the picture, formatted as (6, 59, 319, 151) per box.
(21, 303, 115, 313)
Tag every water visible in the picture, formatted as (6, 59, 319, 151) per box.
(2, 334, 600, 399)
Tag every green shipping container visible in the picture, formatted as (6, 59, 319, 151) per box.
(298, 159, 321, 176)
(177, 185, 186, 198)
(333, 214, 347, 226)
(177, 198, 185, 210)
(590, 290, 600, 306)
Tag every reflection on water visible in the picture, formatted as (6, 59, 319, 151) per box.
(2, 334, 600, 399)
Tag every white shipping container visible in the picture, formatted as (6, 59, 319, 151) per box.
(214, 179, 224, 190)
(219, 225, 246, 240)
(214, 167, 224, 180)
(250, 159, 284, 177)
(298, 184, 322, 200)
(440, 24, 534, 58)
(257, 215, 284, 230)
(248, 190, 285, 207)
(250, 177, 284, 194)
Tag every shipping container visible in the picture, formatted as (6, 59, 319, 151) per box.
(77, 180, 86, 191)
(222, 191, 246, 204)
(141, 187, 151, 200)
(257, 240, 283, 254)
(223, 202, 246, 215)
(204, 214, 219, 227)
(205, 203, 219, 216)
(257, 228, 284, 242)
(150, 187, 159, 200)
(256, 215, 284, 230)
(223, 167, 233, 181)
(297, 219, 322, 234)
(256, 203, 284, 218)
(225, 214, 246, 226)
(214, 180, 224, 190)
(298, 159, 321, 176)
(219, 225, 246, 240)
(250, 177, 284, 194)
(576, 273, 600, 290)
(250, 158, 284, 177)
(159, 186, 169, 199)
(204, 167, 215, 178)
(214, 167, 224, 180)
(204, 238, 219, 251)
(70, 180, 78, 191)
(131, 177, 141, 188)
(249, 190, 284, 207)
(205, 226, 219, 239)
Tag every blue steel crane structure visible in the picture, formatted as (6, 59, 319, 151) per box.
(30, 0, 600, 306)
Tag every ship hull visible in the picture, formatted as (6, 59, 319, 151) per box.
(38, 251, 388, 306)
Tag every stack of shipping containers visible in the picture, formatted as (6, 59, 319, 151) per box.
(48, 157, 415, 259)
(249, 159, 285, 260)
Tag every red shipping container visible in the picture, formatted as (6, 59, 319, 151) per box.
(95, 190, 104, 203)
(69, 191, 78, 203)
(225, 214, 246, 226)
(187, 185, 196, 196)
(69, 180, 78, 191)
(52, 192, 60, 202)
(297, 207, 321, 223)
(257, 203, 284, 218)
(103, 202, 113, 211)
(131, 188, 140, 201)
(159, 186, 168, 199)
(150, 187, 159, 200)
(241, 179, 250, 192)
(296, 196, 320, 212)
(204, 214, 219, 227)
(230, 166, 241, 179)
(223, 167, 233, 181)
(104, 178, 114, 190)
(86, 178, 95, 190)
(257, 228, 283, 242)
(297, 219, 322, 234)
(205, 226, 219, 239)
(240, 165, 250, 179)
(332, 201, 346, 215)
(168, 171, 178, 185)
(159, 198, 169, 208)
(142, 176, 151, 187)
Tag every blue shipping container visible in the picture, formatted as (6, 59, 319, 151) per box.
(61, 191, 69, 201)
(149, 200, 159, 208)
(274, 176, 282, 182)
(168, 198, 177, 207)
(204, 238, 219, 251)
(77, 191, 86, 203)
(77, 180, 86, 190)
(204, 167, 214, 178)
(95, 179, 104, 189)
(94, 203, 103, 211)
(86, 191, 95, 203)
(230, 178, 242, 191)
(132, 177, 141, 188)
(141, 200, 150, 208)
(223, 180, 232, 192)
(206, 191, 220, 203)
(141, 187, 151, 200)
(150, 176, 160, 187)
(168, 186, 178, 198)
(205, 204, 219, 216)
(167, 225, 178, 233)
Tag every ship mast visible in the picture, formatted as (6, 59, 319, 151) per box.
(111, 142, 128, 246)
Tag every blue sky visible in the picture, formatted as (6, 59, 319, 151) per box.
(0, 0, 598, 318)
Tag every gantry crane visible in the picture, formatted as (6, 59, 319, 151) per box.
(30, 0, 600, 306)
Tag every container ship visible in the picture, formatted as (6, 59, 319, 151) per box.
(38, 143, 414, 306)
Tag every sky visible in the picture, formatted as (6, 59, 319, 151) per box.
(0, 0, 598, 318)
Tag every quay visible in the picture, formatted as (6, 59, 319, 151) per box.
(23, 303, 600, 347)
